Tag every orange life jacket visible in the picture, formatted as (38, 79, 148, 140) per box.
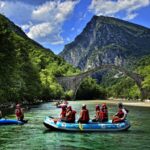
(100, 109, 108, 121)
(15, 108, 22, 117)
(61, 110, 66, 118)
(80, 109, 89, 122)
(116, 109, 124, 118)
(67, 110, 76, 122)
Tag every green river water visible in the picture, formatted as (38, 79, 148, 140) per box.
(0, 101, 150, 150)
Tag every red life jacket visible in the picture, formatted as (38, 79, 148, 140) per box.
(116, 109, 124, 118)
(15, 108, 22, 117)
(112, 108, 127, 123)
(67, 110, 76, 122)
(61, 110, 66, 118)
(100, 109, 108, 121)
(81, 109, 89, 122)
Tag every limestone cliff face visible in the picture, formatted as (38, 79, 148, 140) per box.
(59, 16, 150, 70)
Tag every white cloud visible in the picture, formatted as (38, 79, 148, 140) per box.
(0, 1, 33, 24)
(89, 0, 150, 20)
(21, 22, 33, 31)
(29, 0, 79, 44)
(27, 22, 53, 39)
(123, 12, 138, 20)
(31, 0, 79, 23)
(0, 0, 79, 45)
(66, 37, 71, 42)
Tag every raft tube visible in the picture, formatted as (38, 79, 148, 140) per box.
(0, 118, 25, 125)
(43, 116, 131, 132)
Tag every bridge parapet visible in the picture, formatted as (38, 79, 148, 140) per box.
(56, 64, 147, 100)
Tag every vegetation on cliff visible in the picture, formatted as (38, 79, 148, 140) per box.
(0, 14, 80, 103)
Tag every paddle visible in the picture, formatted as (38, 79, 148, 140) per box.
(79, 123, 83, 131)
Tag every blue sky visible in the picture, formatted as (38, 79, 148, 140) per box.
(0, 0, 150, 54)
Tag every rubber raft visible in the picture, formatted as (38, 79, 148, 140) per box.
(43, 116, 131, 132)
(0, 118, 24, 125)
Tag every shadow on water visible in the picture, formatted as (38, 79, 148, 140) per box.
(43, 128, 131, 134)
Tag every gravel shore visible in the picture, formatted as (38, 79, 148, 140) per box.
(74, 99, 150, 107)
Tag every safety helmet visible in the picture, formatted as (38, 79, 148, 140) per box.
(61, 104, 67, 109)
(82, 104, 86, 109)
(102, 103, 107, 109)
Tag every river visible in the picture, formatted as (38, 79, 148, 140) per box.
(0, 101, 150, 150)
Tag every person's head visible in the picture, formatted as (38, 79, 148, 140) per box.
(16, 104, 21, 108)
(118, 102, 123, 108)
(61, 104, 67, 110)
(101, 103, 107, 109)
(82, 104, 86, 109)
(67, 106, 72, 111)
(95, 104, 100, 111)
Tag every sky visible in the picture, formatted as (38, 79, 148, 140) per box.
(0, 0, 150, 54)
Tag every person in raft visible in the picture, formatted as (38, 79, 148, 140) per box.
(60, 104, 67, 119)
(92, 105, 101, 122)
(61, 106, 76, 123)
(92, 103, 108, 122)
(100, 103, 108, 122)
(15, 104, 24, 121)
(78, 104, 89, 123)
(112, 103, 128, 123)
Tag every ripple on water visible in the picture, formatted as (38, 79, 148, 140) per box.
(0, 101, 150, 150)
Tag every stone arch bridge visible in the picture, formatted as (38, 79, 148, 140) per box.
(56, 64, 147, 100)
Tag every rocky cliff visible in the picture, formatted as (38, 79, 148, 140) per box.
(60, 16, 150, 70)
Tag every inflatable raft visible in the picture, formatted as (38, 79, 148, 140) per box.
(0, 118, 26, 125)
(43, 116, 131, 132)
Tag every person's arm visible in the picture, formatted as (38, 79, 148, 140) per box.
(60, 111, 63, 118)
(113, 109, 119, 117)
(21, 108, 24, 115)
(66, 111, 71, 117)
(0, 111, 2, 118)
(96, 111, 99, 119)
(79, 110, 83, 119)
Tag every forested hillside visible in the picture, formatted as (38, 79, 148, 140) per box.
(0, 14, 80, 104)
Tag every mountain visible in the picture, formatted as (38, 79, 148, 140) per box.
(60, 15, 150, 99)
(60, 15, 150, 70)
(0, 14, 79, 103)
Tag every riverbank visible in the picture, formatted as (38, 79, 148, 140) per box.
(1, 99, 150, 117)
(74, 99, 150, 107)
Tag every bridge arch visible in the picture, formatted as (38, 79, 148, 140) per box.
(57, 64, 147, 100)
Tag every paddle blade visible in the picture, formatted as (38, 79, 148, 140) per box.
(79, 123, 83, 131)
